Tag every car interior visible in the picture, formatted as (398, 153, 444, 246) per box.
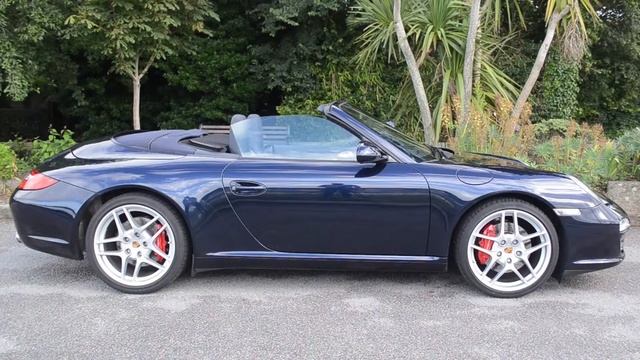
(179, 114, 359, 161)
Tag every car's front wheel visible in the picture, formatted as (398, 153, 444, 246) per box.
(455, 198, 559, 298)
(85, 193, 189, 293)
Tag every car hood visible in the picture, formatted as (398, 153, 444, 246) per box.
(443, 151, 530, 170)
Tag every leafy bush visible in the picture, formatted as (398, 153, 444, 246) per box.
(615, 127, 640, 180)
(0, 143, 18, 181)
(30, 128, 76, 164)
(533, 118, 569, 139)
(532, 121, 618, 190)
(448, 96, 535, 159)
(450, 102, 637, 190)
(535, 51, 580, 122)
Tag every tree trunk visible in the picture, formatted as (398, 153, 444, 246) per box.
(132, 76, 141, 130)
(510, 6, 570, 122)
(461, 0, 482, 131)
(393, 0, 434, 145)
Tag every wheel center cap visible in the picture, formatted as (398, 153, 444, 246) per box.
(504, 247, 513, 254)
(132, 241, 141, 248)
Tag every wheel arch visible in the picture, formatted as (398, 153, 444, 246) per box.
(76, 185, 191, 253)
(447, 191, 565, 275)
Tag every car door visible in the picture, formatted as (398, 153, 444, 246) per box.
(222, 114, 430, 256)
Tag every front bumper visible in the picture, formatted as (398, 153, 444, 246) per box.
(557, 201, 628, 276)
(11, 181, 95, 260)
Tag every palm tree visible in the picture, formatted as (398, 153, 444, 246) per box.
(510, 0, 598, 121)
(351, 0, 518, 142)
(461, 0, 526, 130)
(393, 0, 434, 144)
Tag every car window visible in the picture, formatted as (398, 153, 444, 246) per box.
(230, 115, 361, 161)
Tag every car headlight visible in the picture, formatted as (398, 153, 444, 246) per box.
(620, 218, 631, 233)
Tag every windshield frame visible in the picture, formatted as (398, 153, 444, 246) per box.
(335, 102, 439, 163)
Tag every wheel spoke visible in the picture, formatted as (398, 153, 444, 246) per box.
(97, 250, 123, 257)
(513, 210, 519, 235)
(141, 256, 165, 270)
(473, 232, 499, 242)
(522, 231, 547, 241)
(112, 211, 125, 236)
(491, 265, 508, 283)
(499, 211, 506, 236)
(471, 244, 494, 256)
(150, 224, 167, 241)
(139, 216, 160, 232)
(96, 237, 120, 244)
(132, 259, 142, 278)
(527, 242, 550, 254)
(150, 244, 168, 260)
(120, 256, 128, 278)
(123, 207, 136, 229)
(522, 257, 536, 278)
(513, 266, 527, 283)
(482, 257, 498, 276)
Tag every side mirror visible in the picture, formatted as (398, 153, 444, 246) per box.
(356, 142, 388, 164)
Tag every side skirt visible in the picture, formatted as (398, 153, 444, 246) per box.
(192, 251, 448, 274)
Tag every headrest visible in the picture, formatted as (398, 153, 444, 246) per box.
(230, 114, 246, 124)
(247, 114, 260, 119)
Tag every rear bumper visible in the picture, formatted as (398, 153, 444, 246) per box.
(10, 181, 95, 260)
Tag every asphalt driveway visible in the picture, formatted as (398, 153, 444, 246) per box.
(0, 219, 639, 359)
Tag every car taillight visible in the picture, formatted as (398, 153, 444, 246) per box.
(17, 170, 58, 191)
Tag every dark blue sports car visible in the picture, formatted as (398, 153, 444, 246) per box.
(10, 101, 630, 297)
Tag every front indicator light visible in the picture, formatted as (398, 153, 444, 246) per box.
(553, 208, 581, 217)
(17, 170, 58, 191)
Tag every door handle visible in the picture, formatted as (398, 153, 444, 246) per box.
(229, 180, 267, 196)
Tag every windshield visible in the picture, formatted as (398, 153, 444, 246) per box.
(338, 103, 438, 162)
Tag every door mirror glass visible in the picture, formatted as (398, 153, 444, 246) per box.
(356, 142, 388, 164)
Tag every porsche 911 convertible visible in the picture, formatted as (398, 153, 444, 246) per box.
(10, 101, 630, 297)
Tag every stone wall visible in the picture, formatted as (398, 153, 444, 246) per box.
(608, 181, 640, 226)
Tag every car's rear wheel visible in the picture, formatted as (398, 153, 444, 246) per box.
(455, 198, 559, 298)
(85, 193, 189, 293)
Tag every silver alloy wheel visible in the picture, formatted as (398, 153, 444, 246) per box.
(93, 204, 175, 287)
(466, 209, 552, 292)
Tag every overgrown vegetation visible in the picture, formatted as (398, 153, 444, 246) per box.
(3, 128, 76, 178)
(0, 143, 17, 181)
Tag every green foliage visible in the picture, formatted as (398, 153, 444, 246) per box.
(0, 143, 17, 180)
(5, 136, 33, 174)
(254, 0, 348, 36)
(31, 128, 76, 164)
(533, 118, 569, 139)
(251, 0, 352, 95)
(615, 127, 640, 180)
(0, 0, 66, 100)
(64, 1, 219, 79)
(578, 0, 640, 136)
(158, 2, 260, 128)
(350, 0, 520, 142)
(535, 50, 580, 121)
(277, 61, 401, 120)
(448, 95, 536, 158)
(531, 122, 620, 190)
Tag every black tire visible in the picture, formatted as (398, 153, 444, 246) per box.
(85, 193, 190, 294)
(454, 198, 559, 298)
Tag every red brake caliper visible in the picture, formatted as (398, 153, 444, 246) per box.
(475, 224, 496, 265)
(153, 223, 168, 263)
